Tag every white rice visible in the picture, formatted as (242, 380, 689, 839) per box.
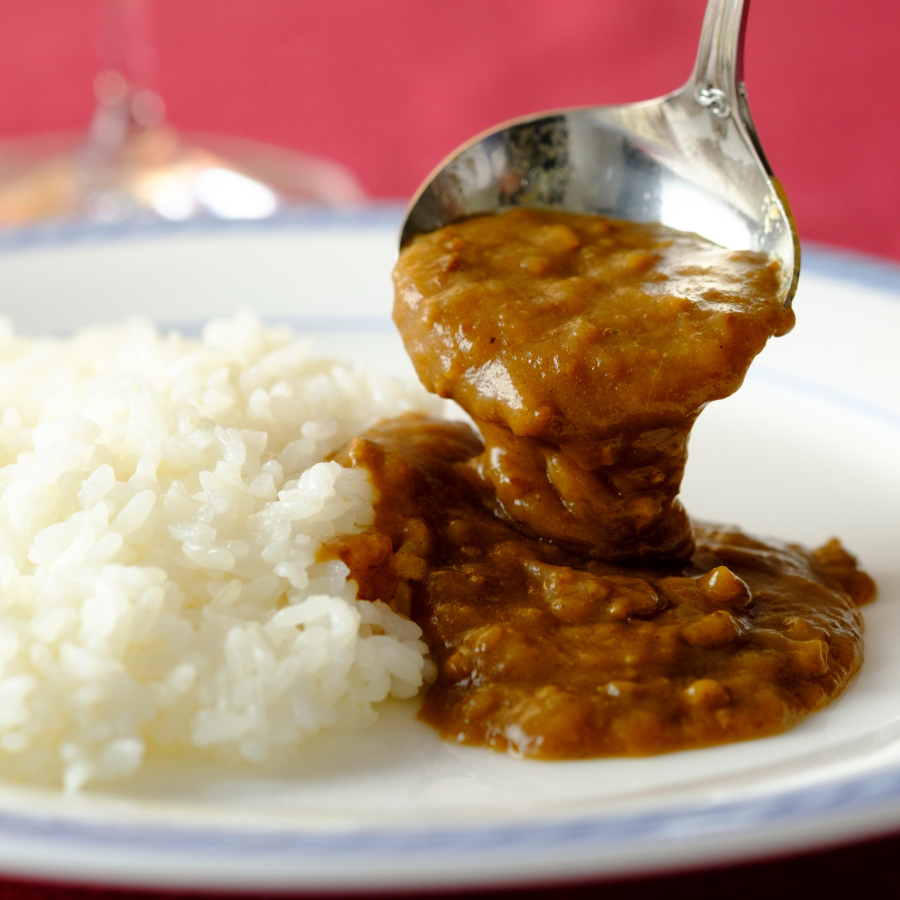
(0, 311, 439, 791)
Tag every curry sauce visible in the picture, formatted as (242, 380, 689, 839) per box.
(325, 208, 874, 758)
(394, 209, 794, 561)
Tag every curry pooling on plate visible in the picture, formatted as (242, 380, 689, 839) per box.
(325, 208, 875, 758)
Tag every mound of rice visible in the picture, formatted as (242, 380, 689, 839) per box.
(0, 311, 439, 791)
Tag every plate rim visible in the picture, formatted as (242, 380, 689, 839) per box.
(0, 205, 898, 299)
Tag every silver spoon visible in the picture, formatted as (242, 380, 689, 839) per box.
(399, 0, 799, 307)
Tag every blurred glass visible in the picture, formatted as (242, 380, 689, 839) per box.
(0, 0, 364, 228)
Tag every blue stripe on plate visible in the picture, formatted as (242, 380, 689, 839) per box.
(751, 366, 900, 432)
(803, 245, 900, 296)
(0, 204, 407, 255)
(0, 761, 899, 865)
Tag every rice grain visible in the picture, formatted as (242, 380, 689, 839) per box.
(0, 311, 438, 791)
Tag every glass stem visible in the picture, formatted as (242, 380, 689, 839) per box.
(87, 0, 166, 158)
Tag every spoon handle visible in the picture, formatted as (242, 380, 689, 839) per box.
(689, 0, 749, 119)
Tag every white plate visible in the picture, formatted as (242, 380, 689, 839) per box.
(1, 212, 899, 893)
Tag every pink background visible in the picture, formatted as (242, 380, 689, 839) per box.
(0, 0, 898, 261)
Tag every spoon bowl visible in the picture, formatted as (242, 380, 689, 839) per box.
(400, 0, 799, 307)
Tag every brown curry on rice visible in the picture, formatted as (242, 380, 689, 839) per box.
(324, 208, 875, 758)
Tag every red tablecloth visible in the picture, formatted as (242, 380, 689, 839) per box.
(0, 0, 898, 260)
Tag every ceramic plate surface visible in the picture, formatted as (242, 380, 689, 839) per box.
(0, 211, 899, 892)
